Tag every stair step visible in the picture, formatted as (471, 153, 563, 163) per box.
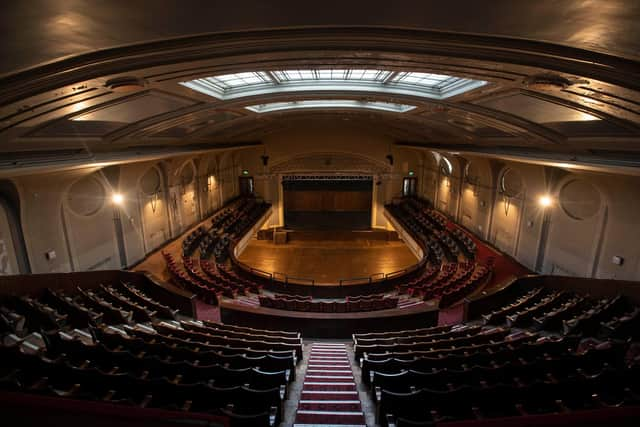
(301, 391, 360, 400)
(298, 401, 362, 412)
(295, 411, 366, 425)
(303, 382, 357, 391)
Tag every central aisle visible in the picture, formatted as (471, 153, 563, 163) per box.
(294, 343, 367, 426)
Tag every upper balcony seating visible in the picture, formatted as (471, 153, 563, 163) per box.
(375, 341, 638, 426)
(0, 281, 303, 427)
(354, 326, 511, 362)
(258, 293, 399, 313)
(350, 282, 640, 427)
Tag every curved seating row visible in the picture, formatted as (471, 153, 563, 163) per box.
(259, 294, 399, 312)
(0, 279, 302, 427)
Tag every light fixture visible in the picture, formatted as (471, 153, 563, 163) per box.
(112, 193, 124, 205)
(538, 195, 553, 208)
(408, 170, 415, 176)
(242, 169, 249, 176)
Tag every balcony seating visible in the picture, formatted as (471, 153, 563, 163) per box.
(0, 279, 302, 427)
(182, 225, 206, 257)
(258, 294, 399, 313)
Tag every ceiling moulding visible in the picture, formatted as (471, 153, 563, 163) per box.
(0, 142, 261, 177)
(1, 27, 638, 107)
(395, 141, 640, 175)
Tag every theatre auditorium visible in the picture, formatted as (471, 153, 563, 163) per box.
(0, 1, 639, 426)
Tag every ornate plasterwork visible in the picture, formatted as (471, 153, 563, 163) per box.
(269, 152, 391, 174)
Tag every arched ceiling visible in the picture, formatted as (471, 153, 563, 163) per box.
(0, 1, 639, 176)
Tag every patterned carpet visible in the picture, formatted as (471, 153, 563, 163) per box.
(294, 343, 366, 426)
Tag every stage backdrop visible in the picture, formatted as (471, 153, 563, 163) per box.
(283, 178, 373, 229)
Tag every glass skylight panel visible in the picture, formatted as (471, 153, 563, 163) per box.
(245, 100, 416, 113)
(180, 69, 486, 100)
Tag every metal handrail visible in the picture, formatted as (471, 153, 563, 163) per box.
(285, 276, 315, 286)
(338, 277, 371, 286)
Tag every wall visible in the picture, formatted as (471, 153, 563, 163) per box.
(5, 133, 640, 284)
(0, 200, 20, 275)
(404, 147, 640, 281)
(7, 149, 242, 274)
(235, 121, 413, 231)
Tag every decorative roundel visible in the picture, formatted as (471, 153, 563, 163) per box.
(180, 163, 195, 186)
(67, 175, 106, 216)
(500, 168, 524, 197)
(559, 179, 601, 220)
(140, 167, 162, 196)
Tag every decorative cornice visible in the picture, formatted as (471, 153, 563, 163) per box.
(1, 27, 639, 107)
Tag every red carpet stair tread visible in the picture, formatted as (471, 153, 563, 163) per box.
(294, 343, 367, 426)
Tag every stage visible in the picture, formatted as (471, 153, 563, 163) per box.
(237, 229, 419, 285)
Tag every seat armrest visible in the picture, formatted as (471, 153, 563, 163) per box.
(269, 406, 278, 427)
(385, 413, 397, 427)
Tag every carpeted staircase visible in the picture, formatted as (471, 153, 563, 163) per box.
(294, 343, 367, 426)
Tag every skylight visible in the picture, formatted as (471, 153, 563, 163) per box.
(180, 69, 486, 101)
(245, 100, 416, 113)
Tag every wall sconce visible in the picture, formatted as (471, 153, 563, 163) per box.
(207, 175, 216, 193)
(502, 194, 511, 216)
(150, 191, 159, 213)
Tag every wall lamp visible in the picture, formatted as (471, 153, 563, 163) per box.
(112, 193, 124, 205)
(538, 195, 553, 208)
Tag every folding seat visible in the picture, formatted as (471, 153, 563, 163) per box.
(237, 385, 284, 423)
(517, 380, 562, 414)
(360, 300, 373, 311)
(378, 388, 429, 425)
(319, 301, 334, 313)
(362, 358, 400, 385)
(295, 299, 310, 311)
(214, 365, 253, 387)
(335, 302, 347, 313)
(349, 300, 363, 312)
(426, 385, 475, 421)
(220, 404, 278, 427)
(372, 370, 410, 393)
(470, 383, 523, 419)
(249, 368, 290, 390)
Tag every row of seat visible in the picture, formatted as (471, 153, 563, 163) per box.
(0, 278, 303, 427)
(182, 225, 207, 257)
(258, 294, 399, 312)
(354, 325, 511, 361)
(1, 342, 284, 425)
(379, 365, 639, 426)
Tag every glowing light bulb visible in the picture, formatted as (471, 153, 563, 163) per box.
(112, 193, 124, 205)
(538, 195, 553, 208)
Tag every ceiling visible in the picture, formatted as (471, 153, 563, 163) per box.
(0, 0, 639, 175)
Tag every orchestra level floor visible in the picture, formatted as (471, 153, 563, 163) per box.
(238, 230, 418, 285)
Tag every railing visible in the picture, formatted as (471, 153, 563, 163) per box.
(227, 199, 433, 288)
(285, 276, 315, 286)
(338, 276, 372, 286)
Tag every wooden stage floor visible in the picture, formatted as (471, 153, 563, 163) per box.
(238, 231, 418, 285)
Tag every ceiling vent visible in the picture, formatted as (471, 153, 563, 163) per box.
(523, 73, 573, 91)
(105, 76, 146, 93)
